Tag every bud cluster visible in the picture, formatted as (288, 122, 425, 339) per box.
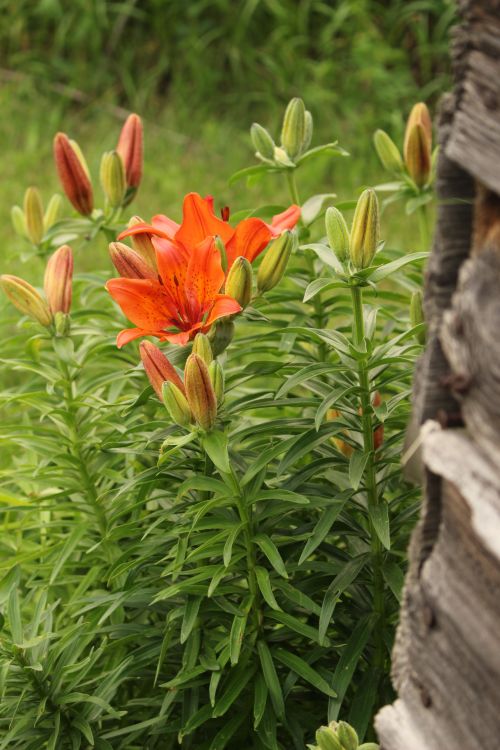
(251, 97, 313, 167)
(1, 245, 73, 334)
(311, 720, 379, 750)
(140, 334, 225, 432)
(11, 187, 63, 246)
(373, 102, 433, 189)
(325, 189, 380, 270)
(52, 113, 143, 217)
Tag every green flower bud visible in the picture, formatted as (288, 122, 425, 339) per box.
(11, 205, 27, 238)
(410, 290, 426, 344)
(225, 256, 253, 308)
(350, 189, 380, 269)
(315, 726, 343, 750)
(325, 207, 350, 262)
(373, 129, 403, 174)
(54, 311, 71, 337)
(43, 193, 63, 231)
(209, 318, 235, 356)
(251, 123, 275, 161)
(358, 744, 380, 750)
(184, 353, 217, 431)
(281, 97, 306, 159)
(273, 146, 296, 167)
(257, 230, 296, 293)
(162, 381, 192, 427)
(302, 110, 313, 152)
(1, 274, 52, 326)
(337, 721, 358, 750)
(192, 333, 213, 365)
(100, 150, 126, 208)
(23, 187, 44, 245)
(209, 360, 224, 404)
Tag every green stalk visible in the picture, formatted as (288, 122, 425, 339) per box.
(417, 203, 431, 251)
(350, 285, 385, 686)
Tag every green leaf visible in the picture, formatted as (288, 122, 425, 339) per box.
(301, 244, 345, 275)
(363, 252, 428, 283)
(180, 596, 202, 644)
(209, 712, 247, 749)
(158, 432, 197, 464)
(229, 614, 247, 666)
(296, 142, 349, 165)
(223, 524, 242, 568)
(253, 673, 268, 729)
(7, 587, 22, 644)
(257, 641, 285, 720)
(319, 555, 369, 644)
(349, 451, 370, 491)
(369, 501, 391, 550)
(254, 535, 288, 578)
(266, 610, 326, 645)
(301, 193, 337, 226)
(201, 430, 230, 474)
(274, 649, 337, 697)
(382, 561, 404, 602)
(299, 502, 345, 564)
(255, 566, 281, 611)
(275, 362, 335, 398)
(228, 164, 277, 186)
(348, 667, 379, 740)
(212, 662, 255, 717)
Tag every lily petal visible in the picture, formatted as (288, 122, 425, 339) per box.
(269, 204, 301, 235)
(204, 294, 242, 328)
(116, 327, 155, 348)
(175, 192, 234, 250)
(118, 222, 172, 242)
(152, 213, 180, 237)
(226, 217, 272, 267)
(106, 278, 178, 332)
(184, 237, 225, 321)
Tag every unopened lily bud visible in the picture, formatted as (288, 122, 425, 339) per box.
(209, 318, 235, 356)
(117, 113, 143, 202)
(140, 341, 185, 399)
(11, 206, 26, 238)
(350, 189, 380, 269)
(251, 123, 275, 161)
(1, 275, 52, 326)
(214, 236, 228, 275)
(127, 216, 157, 269)
(373, 129, 403, 174)
(100, 150, 126, 208)
(410, 290, 426, 344)
(325, 207, 350, 262)
(53, 133, 93, 215)
(162, 381, 192, 426)
(43, 194, 63, 231)
(404, 102, 432, 154)
(69, 139, 91, 178)
(315, 726, 343, 750)
(225, 256, 253, 308)
(23, 187, 44, 245)
(44, 245, 73, 315)
(209, 360, 224, 404)
(358, 744, 380, 750)
(184, 353, 217, 431)
(302, 110, 313, 152)
(192, 333, 213, 365)
(281, 97, 306, 159)
(273, 146, 295, 168)
(109, 242, 157, 280)
(404, 123, 431, 187)
(337, 721, 358, 750)
(257, 230, 296, 293)
(54, 311, 71, 337)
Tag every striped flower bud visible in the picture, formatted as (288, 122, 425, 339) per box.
(43, 194, 63, 231)
(192, 333, 213, 365)
(410, 290, 426, 344)
(11, 206, 27, 238)
(184, 353, 217, 431)
(281, 97, 306, 159)
(302, 110, 313, 152)
(100, 151, 126, 208)
(350, 189, 380, 269)
(209, 318, 235, 357)
(209, 360, 224, 404)
(373, 129, 403, 174)
(404, 102, 432, 155)
(404, 123, 431, 187)
(325, 207, 350, 262)
(162, 381, 192, 426)
(127, 216, 157, 269)
(140, 341, 185, 399)
(315, 727, 343, 750)
(251, 123, 275, 161)
(44, 244, 73, 315)
(337, 721, 358, 750)
(257, 230, 296, 293)
(109, 242, 157, 280)
(117, 113, 143, 195)
(53, 133, 93, 215)
(23, 187, 44, 245)
(225, 256, 253, 308)
(1, 275, 52, 326)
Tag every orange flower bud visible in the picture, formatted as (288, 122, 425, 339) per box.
(140, 341, 185, 399)
(126, 216, 157, 269)
(327, 408, 354, 458)
(53, 133, 94, 215)
(44, 244, 73, 315)
(404, 123, 432, 188)
(404, 102, 432, 155)
(117, 113, 143, 202)
(109, 242, 157, 280)
(184, 353, 217, 431)
(1, 274, 52, 326)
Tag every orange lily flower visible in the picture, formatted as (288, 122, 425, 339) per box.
(106, 233, 241, 348)
(118, 192, 300, 271)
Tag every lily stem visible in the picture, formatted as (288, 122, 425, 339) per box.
(417, 204, 431, 252)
